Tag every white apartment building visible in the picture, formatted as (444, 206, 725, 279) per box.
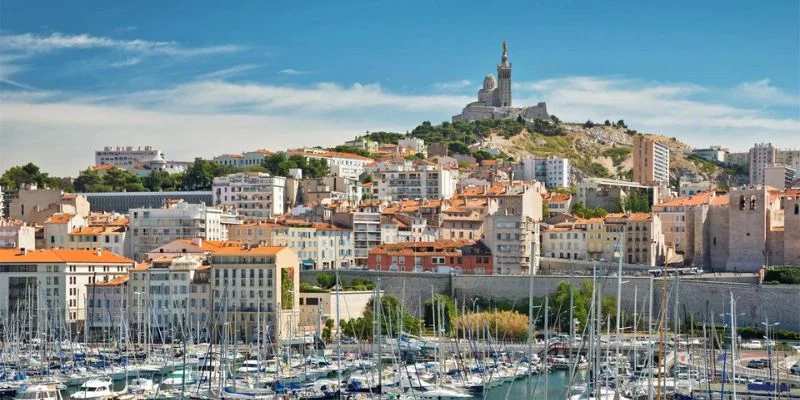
(380, 215, 434, 243)
(371, 162, 457, 200)
(749, 143, 778, 186)
(518, 156, 571, 188)
(679, 179, 714, 196)
(692, 146, 728, 163)
(95, 146, 163, 170)
(288, 149, 373, 180)
(213, 173, 286, 219)
(0, 218, 35, 249)
(0, 248, 134, 333)
(67, 226, 127, 257)
(398, 137, 427, 157)
(213, 149, 273, 169)
(128, 201, 229, 261)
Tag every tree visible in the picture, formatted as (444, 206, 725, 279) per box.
(182, 158, 215, 190)
(424, 294, 457, 335)
(281, 268, 294, 310)
(339, 295, 421, 339)
(361, 174, 373, 184)
(316, 272, 336, 289)
(102, 167, 145, 192)
(583, 120, 596, 128)
(549, 114, 561, 124)
(322, 318, 334, 343)
(616, 191, 651, 213)
(73, 169, 107, 192)
(448, 142, 470, 155)
(616, 120, 627, 128)
(472, 150, 496, 163)
(571, 202, 608, 218)
(604, 120, 611, 126)
(1, 163, 71, 191)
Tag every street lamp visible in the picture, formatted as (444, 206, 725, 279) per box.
(762, 320, 779, 380)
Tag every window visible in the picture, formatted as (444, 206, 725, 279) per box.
(795, 204, 799, 215)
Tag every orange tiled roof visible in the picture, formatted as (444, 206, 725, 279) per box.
(655, 190, 728, 208)
(87, 274, 129, 287)
(71, 226, 125, 235)
(288, 149, 373, 162)
(547, 194, 571, 202)
(91, 164, 115, 172)
(45, 213, 75, 224)
(132, 262, 151, 271)
(173, 239, 246, 251)
(211, 245, 287, 256)
(0, 248, 133, 264)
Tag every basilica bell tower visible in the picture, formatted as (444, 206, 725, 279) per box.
(496, 41, 512, 107)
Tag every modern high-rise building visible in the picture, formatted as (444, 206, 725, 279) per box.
(748, 143, 778, 185)
(632, 135, 670, 185)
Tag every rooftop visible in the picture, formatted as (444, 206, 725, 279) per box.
(0, 248, 134, 264)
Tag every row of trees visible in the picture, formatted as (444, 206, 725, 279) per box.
(336, 280, 617, 342)
(2, 151, 333, 194)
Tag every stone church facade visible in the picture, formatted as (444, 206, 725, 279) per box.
(452, 42, 549, 123)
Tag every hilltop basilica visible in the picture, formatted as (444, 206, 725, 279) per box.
(452, 42, 549, 123)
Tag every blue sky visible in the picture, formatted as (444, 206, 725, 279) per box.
(1, 0, 798, 174)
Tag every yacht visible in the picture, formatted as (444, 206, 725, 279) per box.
(160, 369, 197, 388)
(15, 384, 63, 400)
(70, 377, 119, 400)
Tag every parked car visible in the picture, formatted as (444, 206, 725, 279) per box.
(741, 340, 763, 350)
(790, 363, 800, 375)
(747, 359, 766, 369)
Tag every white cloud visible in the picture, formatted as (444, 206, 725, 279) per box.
(514, 76, 799, 148)
(279, 68, 311, 76)
(0, 32, 244, 56)
(730, 79, 799, 106)
(434, 79, 472, 92)
(197, 64, 267, 80)
(2, 75, 798, 174)
(108, 57, 142, 68)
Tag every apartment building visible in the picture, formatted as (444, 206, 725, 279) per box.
(213, 172, 286, 219)
(576, 178, 659, 211)
(228, 220, 354, 270)
(602, 213, 664, 266)
(128, 201, 230, 261)
(9, 188, 90, 225)
(213, 149, 273, 168)
(691, 146, 728, 163)
(366, 239, 493, 274)
(85, 275, 129, 337)
(653, 190, 728, 266)
(0, 218, 35, 249)
(209, 244, 299, 342)
(0, 248, 135, 334)
(517, 156, 571, 188)
(633, 135, 670, 185)
(749, 143, 778, 186)
(371, 162, 458, 200)
(542, 222, 588, 260)
(439, 198, 491, 240)
(380, 214, 433, 243)
(95, 146, 163, 170)
(764, 165, 796, 189)
(544, 193, 572, 217)
(288, 149, 373, 180)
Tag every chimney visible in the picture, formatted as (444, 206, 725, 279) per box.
(19, 247, 27, 255)
(191, 238, 203, 248)
(96, 249, 103, 257)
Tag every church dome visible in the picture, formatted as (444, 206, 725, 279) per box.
(483, 74, 497, 90)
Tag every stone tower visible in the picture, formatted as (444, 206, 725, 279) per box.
(496, 41, 512, 107)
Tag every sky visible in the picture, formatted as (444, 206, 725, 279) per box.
(1, 0, 799, 175)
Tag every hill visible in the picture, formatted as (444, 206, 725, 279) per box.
(366, 119, 746, 187)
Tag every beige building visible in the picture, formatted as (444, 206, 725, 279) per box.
(298, 289, 377, 333)
(653, 190, 728, 265)
(9, 189, 89, 225)
(633, 135, 670, 185)
(209, 245, 299, 343)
